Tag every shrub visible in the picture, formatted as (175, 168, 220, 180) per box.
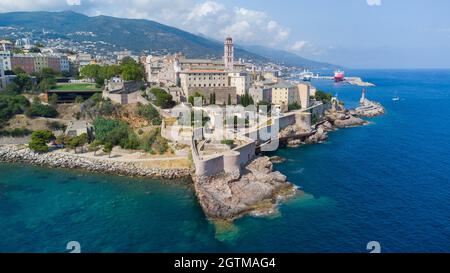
(137, 103, 161, 125)
(150, 88, 175, 108)
(221, 139, 234, 146)
(25, 100, 58, 118)
(0, 94, 30, 125)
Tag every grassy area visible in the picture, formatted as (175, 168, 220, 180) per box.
(51, 83, 101, 91)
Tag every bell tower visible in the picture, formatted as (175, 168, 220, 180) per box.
(224, 36, 234, 71)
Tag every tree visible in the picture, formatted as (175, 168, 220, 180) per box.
(188, 92, 205, 106)
(12, 67, 27, 75)
(68, 133, 88, 153)
(120, 58, 144, 81)
(28, 130, 55, 153)
(4, 82, 21, 94)
(0, 94, 30, 125)
(88, 140, 102, 156)
(150, 88, 175, 109)
(315, 90, 333, 103)
(48, 93, 59, 106)
(103, 142, 113, 158)
(288, 102, 301, 111)
(80, 64, 101, 80)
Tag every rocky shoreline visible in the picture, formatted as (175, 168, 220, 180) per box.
(193, 156, 298, 221)
(0, 145, 191, 180)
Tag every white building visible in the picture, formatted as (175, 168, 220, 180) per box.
(0, 61, 5, 91)
(271, 81, 299, 112)
(59, 55, 70, 72)
(179, 70, 229, 95)
(297, 83, 311, 109)
(228, 71, 251, 96)
(0, 51, 12, 71)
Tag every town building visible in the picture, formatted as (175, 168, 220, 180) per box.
(0, 51, 12, 71)
(297, 83, 311, 109)
(59, 55, 70, 72)
(271, 81, 299, 112)
(249, 86, 272, 104)
(11, 53, 65, 74)
(228, 70, 251, 96)
(180, 70, 229, 93)
(11, 54, 35, 74)
(0, 61, 5, 91)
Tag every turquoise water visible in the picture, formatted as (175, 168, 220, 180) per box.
(1, 69, 450, 252)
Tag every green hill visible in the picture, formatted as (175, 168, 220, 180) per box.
(0, 11, 337, 68)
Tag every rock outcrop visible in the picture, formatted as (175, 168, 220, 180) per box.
(193, 156, 297, 220)
(0, 145, 190, 180)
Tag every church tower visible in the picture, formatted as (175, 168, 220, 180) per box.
(224, 36, 234, 71)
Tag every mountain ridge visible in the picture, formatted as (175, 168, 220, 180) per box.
(0, 10, 337, 69)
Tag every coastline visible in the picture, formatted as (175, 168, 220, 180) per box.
(0, 99, 385, 222)
(0, 145, 191, 180)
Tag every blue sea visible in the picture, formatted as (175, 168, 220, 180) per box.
(1, 69, 450, 253)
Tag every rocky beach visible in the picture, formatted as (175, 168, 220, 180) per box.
(0, 145, 191, 180)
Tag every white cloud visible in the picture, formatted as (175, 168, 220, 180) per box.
(66, 0, 81, 6)
(288, 40, 327, 57)
(183, 4, 290, 46)
(367, 0, 382, 6)
(0, 0, 291, 48)
(290, 41, 309, 51)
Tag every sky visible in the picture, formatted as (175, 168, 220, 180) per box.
(1, 0, 450, 68)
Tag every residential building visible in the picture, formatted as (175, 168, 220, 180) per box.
(0, 61, 5, 91)
(271, 81, 299, 112)
(249, 86, 272, 104)
(11, 55, 35, 74)
(228, 70, 251, 96)
(0, 51, 12, 71)
(297, 83, 311, 109)
(59, 55, 70, 72)
(33, 54, 48, 73)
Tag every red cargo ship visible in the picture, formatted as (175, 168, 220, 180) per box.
(334, 70, 345, 82)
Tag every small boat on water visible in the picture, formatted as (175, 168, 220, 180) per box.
(392, 92, 400, 101)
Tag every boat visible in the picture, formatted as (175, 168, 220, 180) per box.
(299, 69, 313, 81)
(334, 69, 345, 82)
(392, 91, 400, 101)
